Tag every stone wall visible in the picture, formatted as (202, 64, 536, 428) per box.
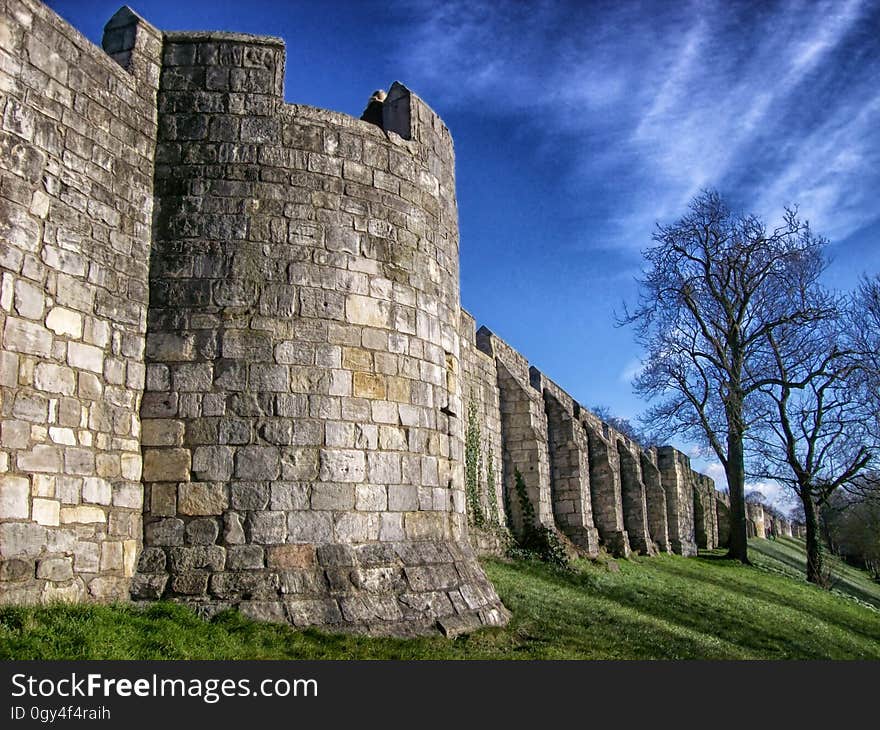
(459, 310, 504, 537)
(1, 1, 730, 634)
(532, 370, 600, 556)
(693, 472, 718, 550)
(476, 327, 553, 534)
(656, 447, 698, 557)
(457, 324, 722, 560)
(0, 1, 160, 604)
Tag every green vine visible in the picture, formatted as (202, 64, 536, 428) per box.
(486, 458, 499, 525)
(465, 396, 485, 527)
(508, 468, 569, 568)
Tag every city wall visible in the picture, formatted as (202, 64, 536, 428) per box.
(0, 1, 789, 635)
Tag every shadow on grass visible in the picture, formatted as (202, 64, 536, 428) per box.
(497, 557, 880, 659)
(487, 559, 749, 659)
(645, 558, 880, 647)
(751, 540, 880, 611)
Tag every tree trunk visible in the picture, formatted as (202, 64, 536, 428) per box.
(725, 423, 750, 563)
(803, 492, 824, 585)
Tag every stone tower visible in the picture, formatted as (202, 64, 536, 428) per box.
(131, 28, 507, 633)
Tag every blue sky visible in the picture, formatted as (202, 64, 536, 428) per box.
(48, 0, 880, 511)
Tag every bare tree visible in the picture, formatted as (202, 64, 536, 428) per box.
(750, 305, 877, 585)
(851, 274, 880, 436)
(622, 190, 832, 563)
(589, 405, 649, 446)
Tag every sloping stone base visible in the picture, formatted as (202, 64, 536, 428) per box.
(132, 538, 508, 636)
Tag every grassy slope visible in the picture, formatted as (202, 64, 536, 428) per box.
(1, 537, 878, 660)
(749, 536, 880, 611)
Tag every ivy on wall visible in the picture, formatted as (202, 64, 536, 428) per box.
(465, 396, 485, 527)
(510, 468, 569, 568)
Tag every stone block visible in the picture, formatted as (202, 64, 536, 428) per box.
(231, 483, 270, 511)
(168, 546, 225, 573)
(59, 505, 106, 524)
(45, 307, 82, 338)
(333, 512, 379, 542)
(345, 294, 389, 328)
(226, 545, 265, 570)
(0, 522, 46, 559)
(4, 317, 52, 356)
(318, 449, 365, 483)
(130, 574, 168, 600)
(0, 475, 30, 519)
(270, 482, 309, 511)
(172, 572, 210, 596)
(142, 448, 191, 482)
(73, 541, 100, 573)
(186, 517, 219, 545)
(388, 484, 419, 512)
(0, 558, 34, 582)
(355, 484, 387, 511)
(34, 363, 76, 394)
(223, 512, 246, 545)
(100, 542, 124, 572)
(178, 483, 228, 516)
(81, 477, 111, 505)
(404, 564, 460, 592)
(16, 445, 62, 474)
(31, 498, 59, 526)
(353, 372, 385, 399)
(247, 511, 286, 544)
(310, 483, 354, 511)
(138, 548, 167, 573)
(141, 419, 185, 446)
(113, 483, 143, 509)
(36, 557, 74, 582)
(68, 342, 104, 373)
(234, 446, 280, 480)
(239, 601, 287, 623)
(287, 511, 333, 543)
(123, 540, 138, 577)
(145, 518, 185, 546)
(191, 445, 233, 480)
(285, 598, 342, 626)
(368, 452, 401, 484)
(267, 544, 316, 570)
(88, 576, 130, 601)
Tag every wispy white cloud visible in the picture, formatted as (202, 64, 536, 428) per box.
(745, 480, 799, 515)
(618, 357, 644, 384)
(395, 0, 878, 249)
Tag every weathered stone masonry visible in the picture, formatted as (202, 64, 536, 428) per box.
(0, 2, 757, 634)
(0, 1, 160, 603)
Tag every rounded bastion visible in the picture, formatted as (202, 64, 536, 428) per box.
(133, 30, 507, 633)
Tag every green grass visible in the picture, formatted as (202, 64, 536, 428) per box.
(2, 538, 878, 660)
(748, 536, 880, 611)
